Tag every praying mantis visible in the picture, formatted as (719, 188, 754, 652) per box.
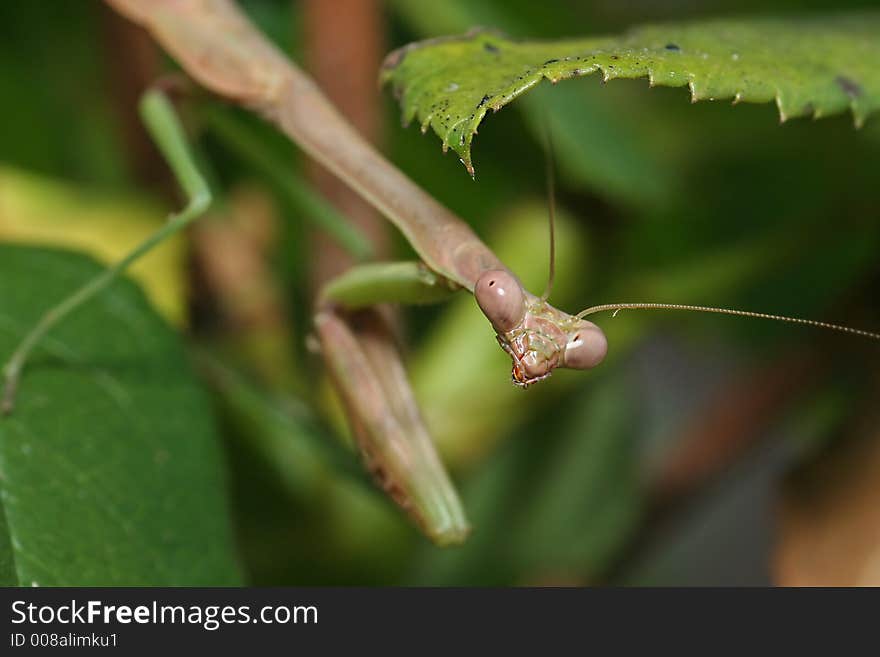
(2, 0, 877, 546)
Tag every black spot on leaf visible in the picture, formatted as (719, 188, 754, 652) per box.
(665, 43, 681, 51)
(835, 75, 863, 99)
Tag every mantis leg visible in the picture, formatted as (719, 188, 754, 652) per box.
(1, 89, 211, 415)
(317, 263, 469, 545)
(319, 261, 460, 309)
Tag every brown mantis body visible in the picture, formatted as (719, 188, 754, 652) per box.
(104, 0, 609, 544)
(101, 0, 879, 545)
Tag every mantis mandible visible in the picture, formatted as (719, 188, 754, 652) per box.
(3, 0, 876, 546)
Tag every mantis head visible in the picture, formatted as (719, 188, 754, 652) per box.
(470, 128, 607, 387)
(475, 269, 607, 387)
(469, 127, 878, 386)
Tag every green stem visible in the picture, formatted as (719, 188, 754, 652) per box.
(1, 89, 211, 415)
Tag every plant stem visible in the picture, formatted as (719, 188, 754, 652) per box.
(1, 89, 211, 415)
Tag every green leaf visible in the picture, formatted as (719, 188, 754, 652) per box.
(382, 14, 880, 175)
(0, 245, 242, 585)
(387, 0, 679, 209)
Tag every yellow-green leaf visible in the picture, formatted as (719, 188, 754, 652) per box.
(0, 166, 187, 325)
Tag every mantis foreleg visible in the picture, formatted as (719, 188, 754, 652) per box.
(315, 306, 469, 545)
(319, 261, 460, 309)
(317, 262, 469, 543)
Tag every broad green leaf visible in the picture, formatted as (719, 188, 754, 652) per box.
(0, 245, 242, 585)
(382, 14, 880, 175)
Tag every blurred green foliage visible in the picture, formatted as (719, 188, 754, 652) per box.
(0, 0, 877, 585)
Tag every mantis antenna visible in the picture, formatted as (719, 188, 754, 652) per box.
(540, 124, 556, 303)
(576, 302, 880, 341)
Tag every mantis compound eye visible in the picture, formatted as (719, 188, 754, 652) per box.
(474, 269, 526, 333)
(562, 321, 608, 370)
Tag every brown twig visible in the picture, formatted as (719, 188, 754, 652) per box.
(303, 0, 389, 286)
